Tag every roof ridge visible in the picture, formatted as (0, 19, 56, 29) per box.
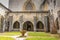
(0, 3, 12, 12)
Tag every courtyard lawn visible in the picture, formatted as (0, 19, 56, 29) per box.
(0, 32, 20, 40)
(0, 32, 59, 40)
(0, 31, 21, 36)
(26, 37, 58, 40)
(28, 32, 50, 36)
(0, 37, 15, 40)
(26, 32, 59, 40)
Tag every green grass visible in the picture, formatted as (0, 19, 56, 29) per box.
(0, 32, 59, 40)
(0, 31, 20, 36)
(0, 37, 14, 40)
(0, 32, 20, 40)
(26, 37, 58, 40)
(27, 32, 59, 40)
(28, 32, 50, 36)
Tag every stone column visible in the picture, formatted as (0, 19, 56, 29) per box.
(49, 15, 57, 34)
(34, 16, 37, 31)
(0, 17, 1, 32)
(20, 15, 23, 31)
(58, 16, 60, 30)
(44, 16, 49, 32)
(9, 16, 13, 32)
(2, 18, 5, 32)
(20, 23, 23, 31)
(1, 17, 4, 32)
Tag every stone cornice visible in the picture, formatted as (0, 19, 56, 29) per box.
(7, 10, 50, 13)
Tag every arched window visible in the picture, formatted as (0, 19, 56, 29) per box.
(25, 2, 33, 10)
(23, 0, 35, 10)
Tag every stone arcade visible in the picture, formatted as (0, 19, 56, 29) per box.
(0, 0, 60, 34)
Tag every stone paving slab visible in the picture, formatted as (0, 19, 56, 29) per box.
(11, 35, 26, 40)
(0, 32, 28, 40)
(0, 35, 26, 40)
(16, 38, 26, 40)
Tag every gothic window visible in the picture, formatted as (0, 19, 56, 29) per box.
(25, 2, 33, 10)
(23, 0, 35, 10)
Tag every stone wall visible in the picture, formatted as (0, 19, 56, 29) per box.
(6, 12, 48, 31)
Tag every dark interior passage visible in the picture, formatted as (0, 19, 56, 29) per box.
(23, 21, 33, 31)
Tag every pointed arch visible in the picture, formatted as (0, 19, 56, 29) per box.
(23, 21, 34, 31)
(36, 21, 44, 32)
(23, 0, 35, 10)
(13, 21, 20, 29)
(40, 0, 49, 11)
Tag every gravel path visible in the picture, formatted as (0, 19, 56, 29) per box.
(0, 35, 26, 40)
(0, 32, 28, 40)
(11, 35, 26, 40)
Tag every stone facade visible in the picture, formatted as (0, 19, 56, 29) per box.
(0, 0, 60, 34)
(6, 11, 49, 32)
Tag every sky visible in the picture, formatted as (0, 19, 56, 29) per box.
(0, 0, 9, 16)
(0, 0, 9, 8)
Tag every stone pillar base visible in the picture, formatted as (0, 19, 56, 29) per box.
(34, 29, 36, 32)
(57, 30, 60, 34)
(57, 30, 60, 37)
(50, 30, 57, 34)
(50, 27, 57, 34)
